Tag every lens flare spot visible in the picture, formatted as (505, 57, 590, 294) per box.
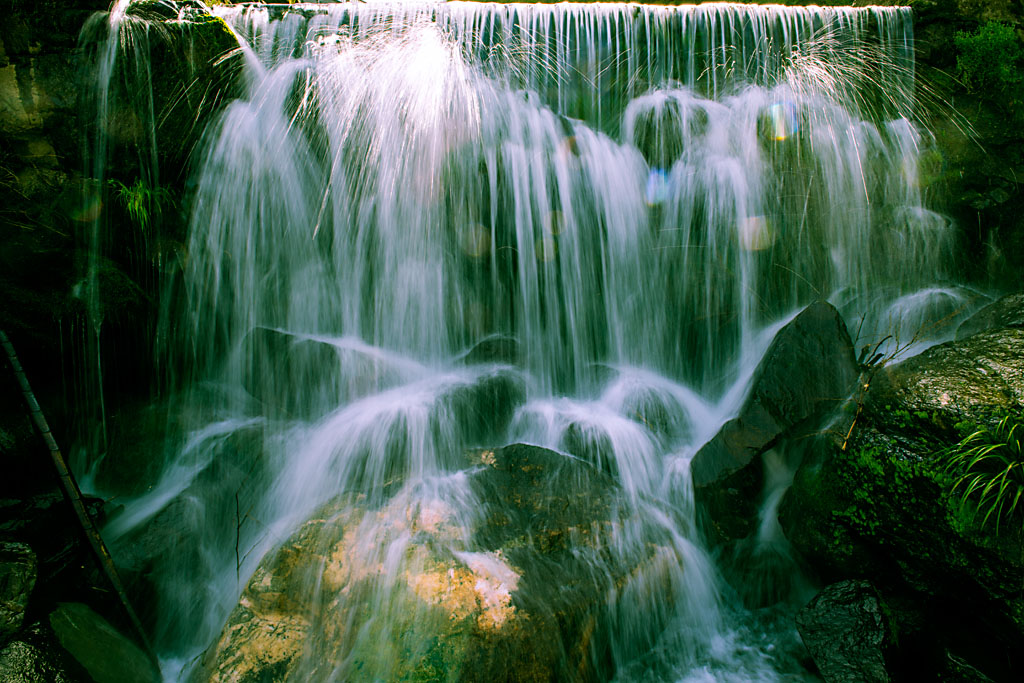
(645, 168, 670, 206)
(738, 215, 775, 250)
(544, 210, 564, 236)
(459, 223, 491, 258)
(70, 191, 104, 223)
(535, 237, 557, 263)
(766, 102, 799, 141)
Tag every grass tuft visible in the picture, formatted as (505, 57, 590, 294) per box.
(945, 414, 1024, 534)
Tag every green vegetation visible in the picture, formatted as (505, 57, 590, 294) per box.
(108, 178, 171, 232)
(955, 22, 1024, 121)
(829, 441, 944, 542)
(945, 414, 1024, 534)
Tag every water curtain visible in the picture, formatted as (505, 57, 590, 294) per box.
(87, 2, 958, 680)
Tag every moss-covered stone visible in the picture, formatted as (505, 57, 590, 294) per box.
(780, 316, 1024, 678)
(110, 1, 244, 183)
(193, 444, 660, 683)
(49, 602, 160, 683)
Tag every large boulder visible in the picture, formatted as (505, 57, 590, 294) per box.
(780, 315, 1024, 679)
(0, 621, 92, 683)
(956, 291, 1024, 340)
(693, 301, 859, 540)
(796, 580, 892, 683)
(192, 444, 666, 682)
(48, 602, 159, 683)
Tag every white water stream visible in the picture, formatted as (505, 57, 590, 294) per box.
(81, 2, 973, 680)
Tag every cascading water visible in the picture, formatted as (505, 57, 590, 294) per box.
(81, 2, 973, 680)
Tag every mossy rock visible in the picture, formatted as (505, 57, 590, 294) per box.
(97, 1, 244, 181)
(192, 444, 666, 682)
(780, 323, 1024, 677)
(48, 602, 160, 683)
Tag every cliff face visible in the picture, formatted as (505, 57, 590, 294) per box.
(0, 1, 106, 366)
(1, 2, 110, 509)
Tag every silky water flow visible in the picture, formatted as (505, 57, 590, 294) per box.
(79, 2, 971, 680)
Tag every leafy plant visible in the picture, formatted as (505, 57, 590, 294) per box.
(108, 177, 172, 231)
(955, 22, 1024, 119)
(945, 414, 1024, 533)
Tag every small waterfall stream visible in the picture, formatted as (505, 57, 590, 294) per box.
(82, 2, 970, 680)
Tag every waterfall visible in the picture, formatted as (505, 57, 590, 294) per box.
(83, 2, 966, 680)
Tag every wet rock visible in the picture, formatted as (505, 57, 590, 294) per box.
(244, 327, 349, 418)
(693, 301, 858, 540)
(0, 494, 106, 603)
(0, 542, 37, 644)
(194, 444, 655, 682)
(780, 323, 1024, 679)
(91, 402, 174, 496)
(49, 602, 159, 683)
(796, 580, 891, 683)
(244, 327, 435, 419)
(956, 291, 1024, 340)
(114, 1, 243, 179)
(0, 618, 94, 682)
(0, 630, 88, 683)
(245, 327, 525, 433)
(865, 328, 1024, 441)
(460, 334, 519, 366)
(561, 422, 619, 478)
(447, 367, 526, 445)
(105, 419, 265, 635)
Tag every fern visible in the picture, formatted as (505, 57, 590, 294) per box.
(945, 415, 1024, 534)
(109, 178, 172, 231)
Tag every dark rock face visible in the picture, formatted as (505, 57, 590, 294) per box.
(0, 542, 37, 644)
(194, 444, 656, 683)
(0, 1, 106, 397)
(780, 320, 1024, 679)
(956, 291, 1024, 340)
(244, 327, 526, 431)
(0, 494, 106, 603)
(796, 580, 891, 683)
(0, 636, 85, 683)
(121, 1, 244, 179)
(693, 301, 859, 540)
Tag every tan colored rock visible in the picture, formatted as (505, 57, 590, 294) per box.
(194, 444, 651, 682)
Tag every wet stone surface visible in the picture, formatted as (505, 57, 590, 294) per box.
(194, 443, 665, 683)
